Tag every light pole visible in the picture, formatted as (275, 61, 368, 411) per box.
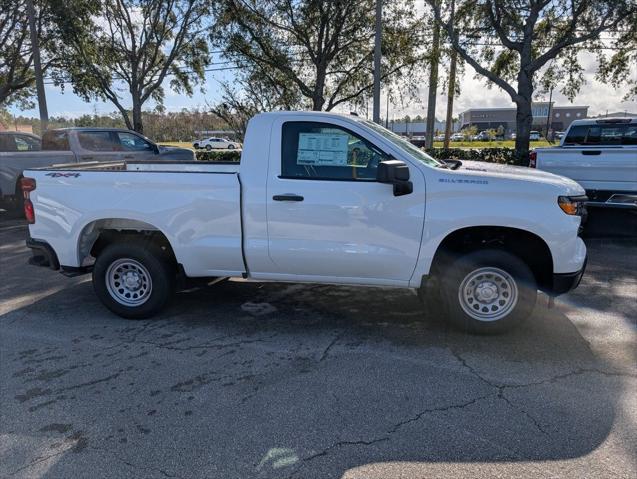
(372, 0, 382, 124)
(26, 0, 49, 132)
(544, 87, 553, 143)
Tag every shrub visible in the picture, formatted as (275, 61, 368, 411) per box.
(195, 147, 525, 166)
(424, 147, 523, 166)
(196, 150, 241, 162)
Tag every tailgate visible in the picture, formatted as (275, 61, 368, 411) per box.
(537, 147, 637, 191)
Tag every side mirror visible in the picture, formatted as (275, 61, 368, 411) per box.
(377, 160, 413, 196)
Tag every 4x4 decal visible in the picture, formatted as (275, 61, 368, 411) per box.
(45, 172, 81, 178)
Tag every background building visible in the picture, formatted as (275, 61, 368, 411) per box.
(388, 119, 448, 137)
(459, 102, 589, 134)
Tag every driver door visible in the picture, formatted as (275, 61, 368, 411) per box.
(116, 132, 157, 161)
(264, 119, 425, 285)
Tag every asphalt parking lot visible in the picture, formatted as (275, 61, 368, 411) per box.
(1, 214, 636, 479)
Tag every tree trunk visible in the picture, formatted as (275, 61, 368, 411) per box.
(132, 99, 144, 134)
(514, 99, 533, 165)
(514, 72, 534, 165)
(312, 67, 326, 111)
(113, 103, 133, 131)
(443, 49, 457, 149)
(312, 95, 325, 111)
(425, 13, 441, 149)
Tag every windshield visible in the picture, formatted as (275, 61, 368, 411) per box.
(362, 119, 442, 167)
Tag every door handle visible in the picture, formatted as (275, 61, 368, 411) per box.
(81, 156, 93, 161)
(581, 150, 601, 156)
(273, 194, 304, 202)
(123, 155, 134, 159)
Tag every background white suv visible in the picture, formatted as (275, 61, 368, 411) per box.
(193, 137, 241, 150)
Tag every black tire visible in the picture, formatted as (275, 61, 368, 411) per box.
(193, 143, 199, 149)
(227, 144, 235, 149)
(205, 145, 212, 151)
(92, 242, 175, 319)
(440, 249, 537, 334)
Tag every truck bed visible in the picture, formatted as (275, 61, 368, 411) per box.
(24, 160, 245, 277)
(32, 159, 240, 174)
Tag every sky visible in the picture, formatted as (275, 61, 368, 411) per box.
(8, 51, 636, 122)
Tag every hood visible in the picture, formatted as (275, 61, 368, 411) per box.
(158, 146, 195, 160)
(453, 160, 585, 195)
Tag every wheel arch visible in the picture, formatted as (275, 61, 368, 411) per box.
(429, 225, 554, 292)
(77, 218, 178, 267)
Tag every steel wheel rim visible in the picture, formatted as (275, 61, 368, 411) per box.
(105, 258, 153, 306)
(458, 266, 518, 322)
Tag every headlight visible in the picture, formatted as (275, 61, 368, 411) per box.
(558, 195, 588, 216)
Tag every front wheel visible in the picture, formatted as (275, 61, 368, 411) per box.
(93, 242, 175, 319)
(441, 249, 537, 334)
(205, 145, 212, 151)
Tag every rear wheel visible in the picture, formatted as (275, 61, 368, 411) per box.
(93, 242, 175, 319)
(440, 249, 537, 334)
(205, 145, 212, 151)
(193, 143, 199, 149)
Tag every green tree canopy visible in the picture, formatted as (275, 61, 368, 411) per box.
(51, 0, 211, 133)
(0, 0, 58, 108)
(211, 0, 427, 112)
(427, 0, 637, 163)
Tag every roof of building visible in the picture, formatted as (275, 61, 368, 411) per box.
(462, 105, 588, 113)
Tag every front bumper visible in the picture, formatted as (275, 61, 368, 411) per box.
(551, 255, 587, 295)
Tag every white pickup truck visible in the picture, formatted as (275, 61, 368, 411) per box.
(22, 112, 588, 333)
(532, 118, 637, 209)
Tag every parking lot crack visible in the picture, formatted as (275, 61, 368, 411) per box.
(128, 333, 278, 352)
(304, 437, 389, 462)
(319, 331, 343, 362)
(448, 346, 500, 389)
(448, 347, 549, 435)
(88, 446, 183, 478)
(291, 393, 495, 477)
(387, 393, 494, 435)
(7, 448, 71, 476)
(501, 367, 637, 391)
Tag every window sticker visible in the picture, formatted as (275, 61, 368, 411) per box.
(297, 132, 349, 166)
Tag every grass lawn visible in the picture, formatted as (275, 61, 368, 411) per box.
(159, 141, 195, 150)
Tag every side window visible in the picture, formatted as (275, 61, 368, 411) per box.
(41, 131, 70, 150)
(117, 132, 153, 152)
(78, 131, 121, 151)
(563, 125, 587, 145)
(281, 121, 388, 181)
(623, 126, 637, 146)
(15, 135, 41, 151)
(565, 124, 636, 146)
(596, 126, 624, 145)
(584, 126, 602, 145)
